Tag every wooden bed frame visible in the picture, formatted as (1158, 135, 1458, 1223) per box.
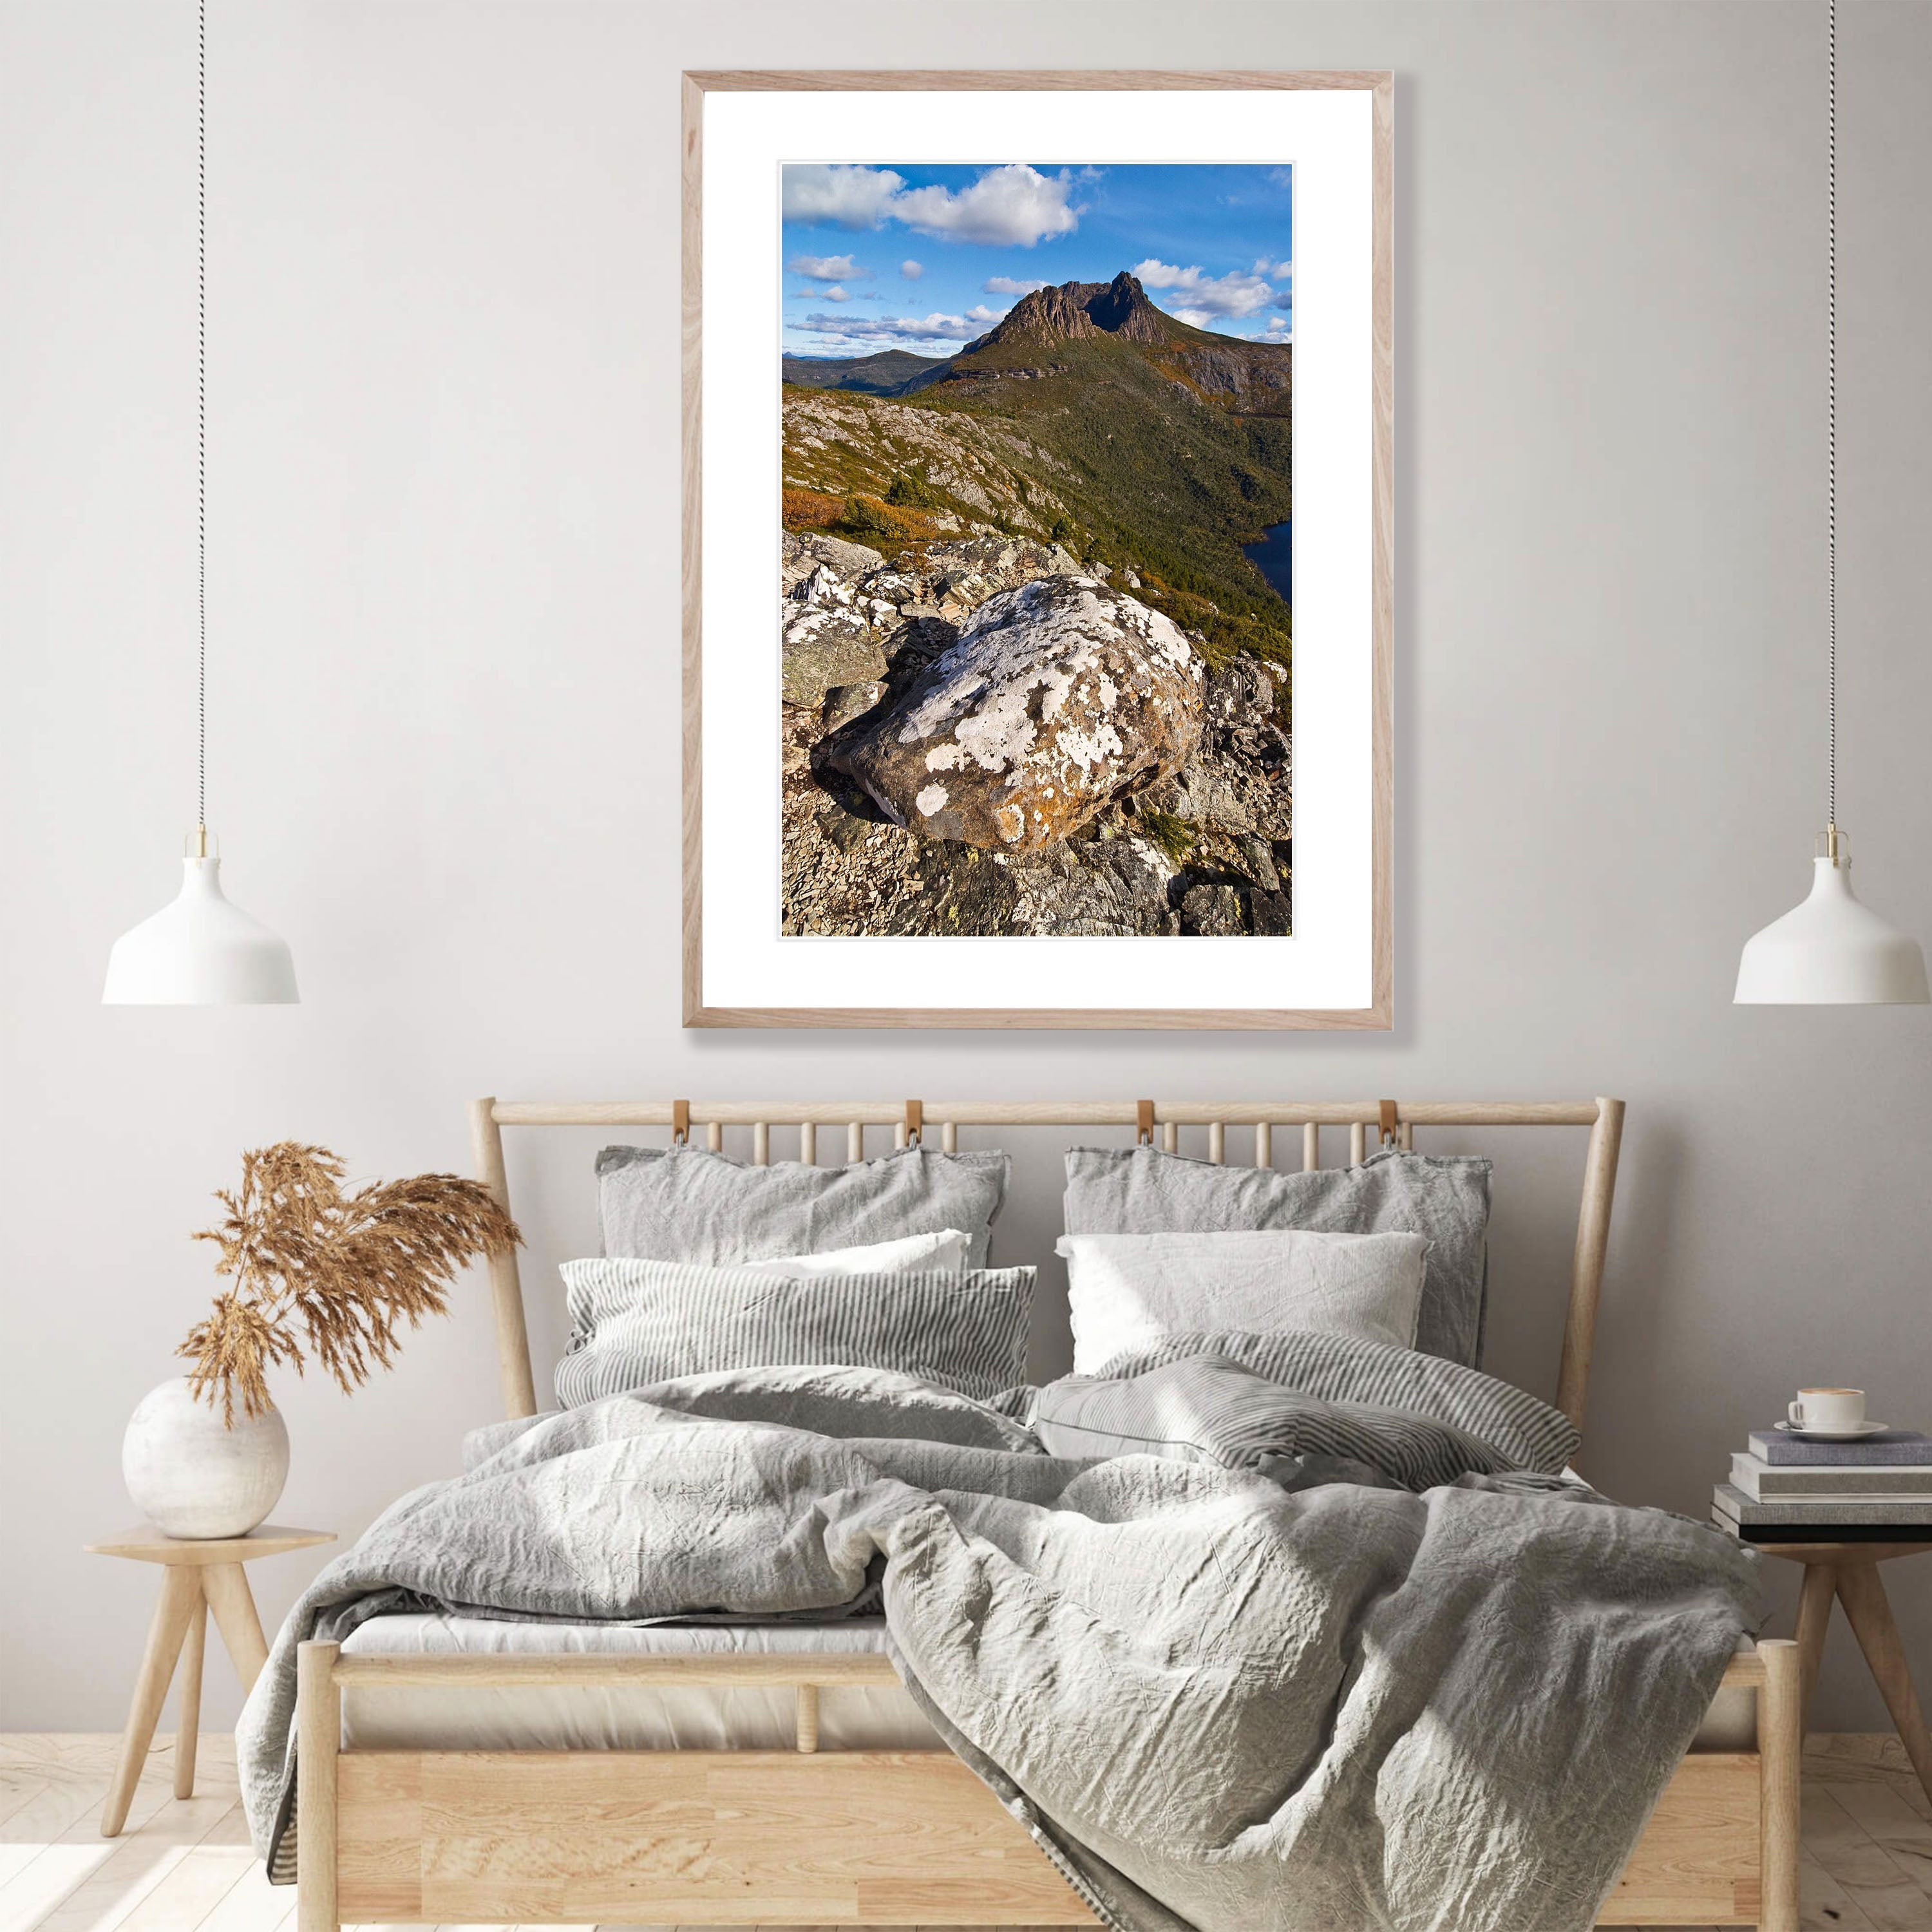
(294, 1096, 1799, 1931)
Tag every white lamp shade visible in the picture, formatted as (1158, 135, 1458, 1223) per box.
(102, 855, 299, 1005)
(1734, 855, 1929, 1005)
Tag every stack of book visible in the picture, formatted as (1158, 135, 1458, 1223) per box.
(1714, 1429, 1932, 1540)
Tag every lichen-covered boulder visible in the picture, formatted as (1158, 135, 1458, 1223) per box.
(782, 603, 888, 710)
(816, 575, 1203, 851)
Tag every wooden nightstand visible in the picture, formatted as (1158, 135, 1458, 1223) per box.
(86, 1520, 334, 1837)
(1740, 1534, 1932, 1804)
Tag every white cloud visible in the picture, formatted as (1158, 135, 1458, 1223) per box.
(1264, 315, 1291, 335)
(803, 310, 973, 348)
(1267, 166, 1293, 187)
(983, 276, 1047, 296)
(965, 304, 1007, 324)
(786, 164, 1084, 249)
(1132, 257, 1275, 319)
(900, 259, 923, 279)
(819, 285, 851, 302)
(891, 165, 1082, 247)
(782, 166, 905, 229)
(788, 253, 869, 282)
(1251, 256, 1293, 282)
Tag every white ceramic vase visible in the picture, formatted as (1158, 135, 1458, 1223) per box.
(122, 1377, 289, 1539)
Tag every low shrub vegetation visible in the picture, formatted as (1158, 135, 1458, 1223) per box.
(782, 488, 844, 531)
(1133, 806, 1196, 869)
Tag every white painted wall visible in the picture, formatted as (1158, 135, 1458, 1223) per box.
(4, 0, 1930, 1733)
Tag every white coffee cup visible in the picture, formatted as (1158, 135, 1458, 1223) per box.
(1788, 1387, 1866, 1433)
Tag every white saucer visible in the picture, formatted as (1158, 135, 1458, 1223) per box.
(1775, 1419, 1890, 1441)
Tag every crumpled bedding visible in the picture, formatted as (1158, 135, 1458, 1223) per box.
(238, 1350, 1761, 1932)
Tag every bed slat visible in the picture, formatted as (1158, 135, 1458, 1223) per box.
(1554, 1097, 1625, 1434)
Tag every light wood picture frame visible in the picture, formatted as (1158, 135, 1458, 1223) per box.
(682, 71, 1393, 1028)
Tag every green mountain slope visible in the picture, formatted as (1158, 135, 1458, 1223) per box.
(781, 272, 1291, 667)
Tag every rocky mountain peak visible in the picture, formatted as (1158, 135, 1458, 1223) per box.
(967, 271, 1172, 352)
(1084, 270, 1168, 342)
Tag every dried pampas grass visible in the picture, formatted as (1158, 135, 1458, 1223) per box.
(180, 1142, 522, 1425)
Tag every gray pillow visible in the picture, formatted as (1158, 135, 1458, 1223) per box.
(598, 1143, 1010, 1269)
(1062, 1146, 1492, 1366)
(556, 1258, 1034, 1407)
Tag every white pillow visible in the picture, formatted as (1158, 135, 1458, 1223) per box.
(1054, 1228, 1430, 1373)
(735, 1227, 971, 1278)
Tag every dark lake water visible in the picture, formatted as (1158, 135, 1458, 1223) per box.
(1243, 519, 1291, 604)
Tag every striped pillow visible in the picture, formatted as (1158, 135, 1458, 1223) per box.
(1077, 1329, 1579, 1475)
(1030, 1356, 1529, 1492)
(556, 1258, 1035, 1408)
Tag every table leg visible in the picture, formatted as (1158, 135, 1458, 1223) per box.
(202, 1561, 269, 1692)
(100, 1565, 199, 1837)
(1835, 1560, 1932, 1804)
(1794, 1561, 1837, 1722)
(173, 1582, 206, 1799)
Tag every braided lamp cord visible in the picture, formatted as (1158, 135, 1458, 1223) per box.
(1826, 0, 1839, 842)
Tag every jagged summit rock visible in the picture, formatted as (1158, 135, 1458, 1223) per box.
(815, 574, 1204, 853)
(943, 270, 1291, 417)
(965, 271, 1171, 352)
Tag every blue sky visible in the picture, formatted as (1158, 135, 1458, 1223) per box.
(780, 163, 1292, 360)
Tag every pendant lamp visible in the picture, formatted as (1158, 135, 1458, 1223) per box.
(104, 0, 298, 1006)
(1735, 0, 1927, 1006)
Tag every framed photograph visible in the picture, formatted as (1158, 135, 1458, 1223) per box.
(683, 70, 1391, 1028)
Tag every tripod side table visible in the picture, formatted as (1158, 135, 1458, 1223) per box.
(1746, 1535, 1931, 1804)
(87, 1520, 335, 1837)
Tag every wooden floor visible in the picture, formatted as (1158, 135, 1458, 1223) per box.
(4, 1734, 1929, 1932)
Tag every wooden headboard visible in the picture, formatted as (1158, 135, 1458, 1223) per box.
(469, 1096, 1625, 1441)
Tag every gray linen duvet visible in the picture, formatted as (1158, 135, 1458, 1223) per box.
(237, 1349, 1761, 1932)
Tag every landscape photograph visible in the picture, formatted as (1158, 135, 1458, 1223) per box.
(779, 162, 1293, 938)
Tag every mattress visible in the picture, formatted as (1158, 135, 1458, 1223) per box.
(339, 1612, 1758, 1754)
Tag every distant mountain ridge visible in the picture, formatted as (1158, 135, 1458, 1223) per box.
(783, 272, 1290, 414)
(781, 349, 954, 397)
